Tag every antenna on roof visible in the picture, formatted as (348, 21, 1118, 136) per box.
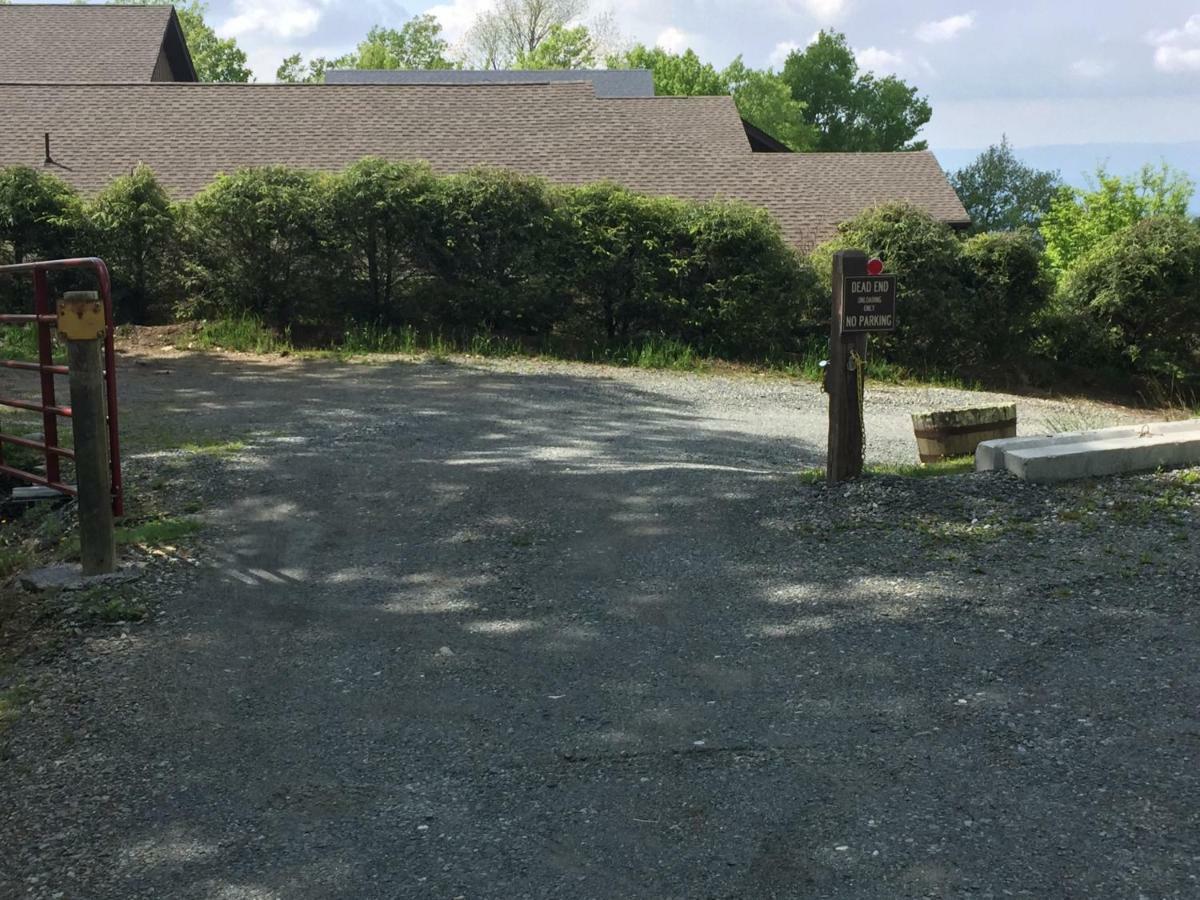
(44, 132, 52, 166)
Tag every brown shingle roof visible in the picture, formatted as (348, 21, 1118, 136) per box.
(0, 4, 190, 83)
(0, 81, 969, 250)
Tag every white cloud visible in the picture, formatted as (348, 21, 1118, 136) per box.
(425, 0, 496, 44)
(768, 40, 800, 68)
(915, 13, 974, 44)
(655, 26, 694, 54)
(856, 46, 905, 74)
(1070, 58, 1110, 80)
(218, 0, 324, 41)
(794, 0, 848, 21)
(1148, 14, 1200, 72)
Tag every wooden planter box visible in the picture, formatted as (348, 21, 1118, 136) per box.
(911, 404, 1017, 463)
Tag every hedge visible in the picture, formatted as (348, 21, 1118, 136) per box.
(0, 163, 1185, 388)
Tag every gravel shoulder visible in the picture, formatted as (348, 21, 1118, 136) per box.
(0, 349, 1196, 899)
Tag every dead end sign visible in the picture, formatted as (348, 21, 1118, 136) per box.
(841, 275, 897, 333)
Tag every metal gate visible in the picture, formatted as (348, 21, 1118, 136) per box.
(0, 258, 123, 516)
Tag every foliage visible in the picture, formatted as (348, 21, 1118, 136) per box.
(277, 15, 453, 82)
(85, 165, 178, 323)
(1053, 216, 1200, 384)
(960, 230, 1052, 360)
(514, 23, 596, 69)
(183, 167, 326, 329)
(950, 137, 1061, 233)
(110, 0, 251, 82)
(325, 158, 437, 322)
(724, 60, 817, 151)
(781, 31, 931, 151)
(0, 166, 81, 267)
(464, 0, 590, 69)
(816, 203, 968, 367)
(609, 44, 727, 95)
(1040, 163, 1195, 273)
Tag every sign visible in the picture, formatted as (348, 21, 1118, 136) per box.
(840, 275, 896, 333)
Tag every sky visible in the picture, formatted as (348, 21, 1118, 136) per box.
(83, 1, 1200, 192)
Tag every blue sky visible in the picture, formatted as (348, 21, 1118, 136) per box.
(91, 2, 1200, 194)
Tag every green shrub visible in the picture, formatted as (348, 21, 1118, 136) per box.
(183, 166, 326, 330)
(814, 203, 969, 368)
(423, 168, 560, 333)
(325, 158, 438, 323)
(0, 167, 82, 311)
(85, 165, 179, 323)
(676, 200, 821, 355)
(960, 230, 1052, 362)
(1053, 216, 1200, 386)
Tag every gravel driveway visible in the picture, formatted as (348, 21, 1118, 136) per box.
(1, 351, 1196, 899)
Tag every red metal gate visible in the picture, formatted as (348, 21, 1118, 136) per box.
(0, 258, 123, 516)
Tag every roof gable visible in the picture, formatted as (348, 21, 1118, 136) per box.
(0, 4, 196, 83)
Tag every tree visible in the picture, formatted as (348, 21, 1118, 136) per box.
(606, 48, 814, 151)
(724, 60, 816, 151)
(608, 44, 726, 95)
(463, 0, 589, 69)
(355, 17, 455, 70)
(110, 0, 251, 82)
(781, 31, 930, 151)
(950, 138, 1061, 233)
(514, 23, 595, 69)
(278, 15, 454, 82)
(1040, 163, 1195, 273)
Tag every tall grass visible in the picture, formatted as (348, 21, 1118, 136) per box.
(0, 324, 65, 363)
(188, 316, 290, 354)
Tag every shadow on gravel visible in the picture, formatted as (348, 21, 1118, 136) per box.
(2, 353, 1197, 900)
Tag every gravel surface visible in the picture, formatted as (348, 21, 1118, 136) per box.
(0, 351, 1196, 899)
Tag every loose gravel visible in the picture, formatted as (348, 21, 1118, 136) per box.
(0, 351, 1196, 899)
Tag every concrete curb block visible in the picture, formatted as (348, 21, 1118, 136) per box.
(976, 421, 1200, 482)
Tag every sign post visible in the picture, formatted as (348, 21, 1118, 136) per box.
(826, 250, 897, 483)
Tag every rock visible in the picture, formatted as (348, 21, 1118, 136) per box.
(20, 564, 140, 594)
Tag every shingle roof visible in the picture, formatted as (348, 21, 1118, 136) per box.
(0, 4, 192, 83)
(327, 68, 656, 99)
(0, 81, 969, 250)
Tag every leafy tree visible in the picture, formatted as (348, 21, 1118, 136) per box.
(608, 44, 727, 95)
(0, 166, 81, 266)
(355, 17, 455, 70)
(110, 0, 251, 82)
(278, 15, 454, 82)
(514, 23, 596, 69)
(86, 165, 178, 323)
(781, 31, 930, 151)
(724, 60, 816, 151)
(1040, 163, 1195, 273)
(464, 0, 589, 69)
(950, 138, 1060, 233)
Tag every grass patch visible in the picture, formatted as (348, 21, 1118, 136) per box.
(74, 586, 150, 624)
(796, 457, 974, 484)
(115, 516, 201, 548)
(0, 682, 32, 732)
(0, 324, 66, 364)
(186, 316, 291, 354)
(179, 439, 246, 458)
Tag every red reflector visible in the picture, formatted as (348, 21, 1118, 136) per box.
(866, 258, 884, 276)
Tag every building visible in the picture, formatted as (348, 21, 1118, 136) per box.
(0, 4, 970, 251)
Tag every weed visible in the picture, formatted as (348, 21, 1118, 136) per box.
(179, 439, 246, 458)
(796, 468, 826, 486)
(186, 317, 291, 354)
(0, 682, 32, 732)
(115, 517, 201, 547)
(74, 586, 149, 624)
(866, 457, 975, 478)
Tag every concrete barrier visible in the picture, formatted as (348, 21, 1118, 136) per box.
(976, 420, 1200, 482)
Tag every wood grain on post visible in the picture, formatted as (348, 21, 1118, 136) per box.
(63, 295, 116, 575)
(827, 250, 869, 483)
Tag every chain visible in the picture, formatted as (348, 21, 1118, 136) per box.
(851, 348, 866, 466)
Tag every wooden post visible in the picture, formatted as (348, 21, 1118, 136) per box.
(61, 292, 116, 575)
(827, 250, 869, 483)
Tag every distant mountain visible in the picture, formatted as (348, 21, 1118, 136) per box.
(933, 142, 1200, 214)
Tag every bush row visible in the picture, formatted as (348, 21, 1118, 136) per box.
(1, 162, 1193, 385)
